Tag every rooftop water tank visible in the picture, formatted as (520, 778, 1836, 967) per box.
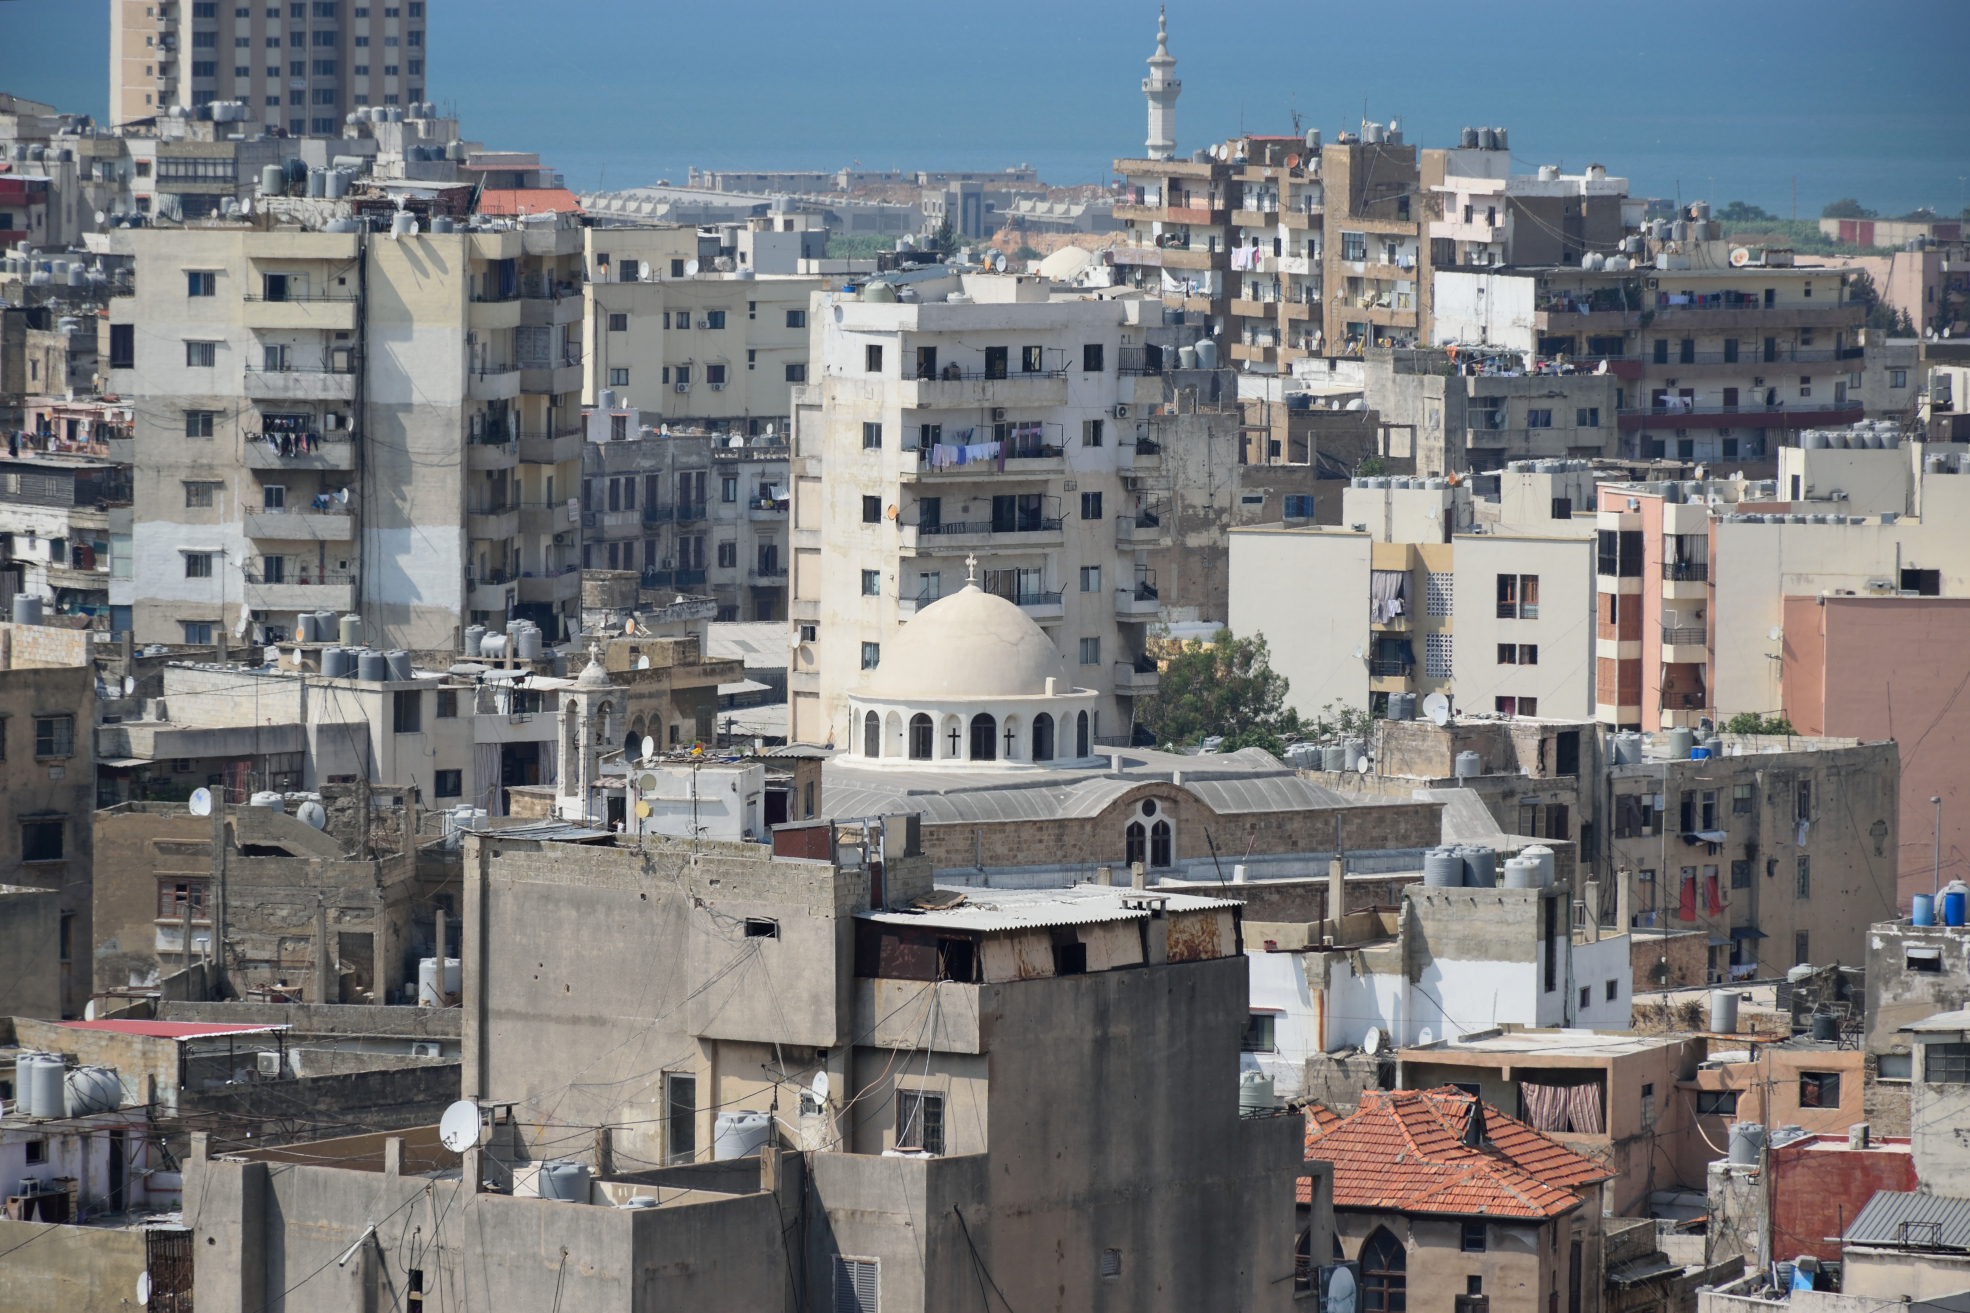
(1461, 126, 1479, 149)
(479, 632, 508, 659)
(1461, 846, 1497, 888)
(261, 163, 285, 196)
(1728, 1121, 1765, 1165)
(339, 614, 361, 646)
(418, 956, 461, 1006)
(391, 211, 417, 237)
(23, 1054, 65, 1119)
(1423, 847, 1463, 887)
(1238, 1069, 1276, 1114)
(324, 169, 349, 200)
(1195, 340, 1220, 370)
(535, 1161, 589, 1203)
(1388, 692, 1415, 722)
(1662, 726, 1695, 759)
(1502, 857, 1537, 889)
(431, 215, 455, 234)
(64, 1066, 121, 1116)
(11, 595, 41, 626)
(1341, 737, 1367, 772)
(1177, 345, 1199, 370)
(296, 614, 318, 644)
(1811, 1012, 1840, 1042)
(321, 647, 350, 678)
(463, 625, 486, 655)
(1321, 744, 1346, 772)
(1454, 750, 1482, 778)
(1521, 845, 1556, 888)
(356, 650, 388, 682)
(386, 649, 413, 682)
(250, 791, 284, 812)
(515, 626, 542, 660)
(1710, 989, 1739, 1035)
(713, 1110, 775, 1160)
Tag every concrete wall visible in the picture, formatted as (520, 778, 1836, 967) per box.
(0, 883, 60, 1019)
(1333, 1203, 1600, 1313)
(178, 1060, 459, 1149)
(1229, 525, 1371, 719)
(1912, 1027, 1970, 1194)
(1864, 920, 1970, 1134)
(1451, 532, 1597, 719)
(0, 1217, 150, 1313)
(0, 662, 96, 1017)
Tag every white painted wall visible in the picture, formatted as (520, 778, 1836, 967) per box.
(1451, 533, 1597, 720)
(1228, 526, 1371, 722)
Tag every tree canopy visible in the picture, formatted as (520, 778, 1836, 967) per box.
(1821, 198, 1876, 219)
(1723, 712, 1796, 736)
(1719, 201, 1778, 223)
(1136, 629, 1305, 755)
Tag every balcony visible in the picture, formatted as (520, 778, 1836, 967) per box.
(243, 366, 357, 403)
(1113, 660, 1160, 695)
(516, 567, 581, 604)
(243, 433, 355, 471)
(240, 294, 359, 333)
(467, 435, 518, 471)
(748, 566, 789, 585)
(711, 441, 792, 464)
(1662, 561, 1708, 582)
(467, 365, 521, 403)
(518, 430, 584, 464)
(46, 565, 110, 593)
(674, 501, 709, 524)
(902, 444, 1066, 481)
(749, 501, 789, 521)
(467, 296, 523, 332)
(243, 510, 353, 542)
(899, 518, 1065, 552)
(242, 572, 357, 612)
(1115, 575, 1159, 620)
(897, 372, 1069, 409)
(519, 294, 584, 327)
(1617, 402, 1864, 432)
(673, 568, 708, 587)
(1368, 658, 1414, 679)
(467, 506, 519, 541)
(1116, 514, 1170, 548)
(520, 361, 583, 397)
(1661, 627, 1708, 663)
(518, 501, 574, 536)
(996, 589, 1063, 619)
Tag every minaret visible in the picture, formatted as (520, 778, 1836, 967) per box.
(1142, 7, 1181, 162)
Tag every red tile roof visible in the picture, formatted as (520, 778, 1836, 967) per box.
(61, 1020, 285, 1039)
(476, 188, 582, 216)
(1296, 1087, 1609, 1217)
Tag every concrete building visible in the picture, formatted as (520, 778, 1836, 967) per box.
(1705, 1129, 1919, 1280)
(1228, 485, 1598, 722)
(111, 0, 430, 132)
(1865, 914, 1970, 1134)
(1682, 1040, 1872, 1187)
(0, 883, 61, 1019)
(1607, 730, 1898, 980)
(105, 212, 588, 649)
(1365, 348, 1624, 473)
(0, 452, 129, 625)
(1429, 151, 1637, 270)
(1304, 1087, 1610, 1313)
(789, 276, 1174, 747)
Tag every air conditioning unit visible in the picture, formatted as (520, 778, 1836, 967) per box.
(675, 382, 690, 393)
(991, 408, 1007, 421)
(409, 1041, 441, 1058)
(1865, 578, 1894, 593)
(552, 532, 568, 545)
(697, 319, 711, 329)
(256, 1051, 282, 1077)
(709, 382, 725, 391)
(1123, 476, 1141, 490)
(1112, 403, 1130, 419)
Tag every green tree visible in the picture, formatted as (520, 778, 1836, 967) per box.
(1356, 454, 1387, 477)
(1137, 629, 1302, 754)
(1821, 198, 1876, 219)
(931, 217, 958, 256)
(1719, 201, 1778, 224)
(1723, 712, 1796, 736)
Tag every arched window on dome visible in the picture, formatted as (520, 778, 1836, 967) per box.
(1150, 819, 1173, 867)
(1001, 714, 1020, 760)
(863, 710, 881, 759)
(942, 715, 964, 759)
(909, 714, 934, 760)
(1125, 821, 1146, 867)
(969, 713, 997, 761)
(1076, 710, 1090, 758)
(1032, 713, 1055, 761)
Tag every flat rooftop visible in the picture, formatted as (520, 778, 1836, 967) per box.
(1403, 1028, 1684, 1059)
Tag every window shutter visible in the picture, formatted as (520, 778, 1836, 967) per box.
(834, 1257, 877, 1312)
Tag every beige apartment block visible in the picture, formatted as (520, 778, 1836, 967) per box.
(1229, 480, 1596, 723)
(112, 0, 430, 132)
(787, 276, 1170, 748)
(106, 216, 586, 651)
(580, 226, 821, 434)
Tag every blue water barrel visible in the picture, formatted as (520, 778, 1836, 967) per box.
(1913, 894, 1936, 926)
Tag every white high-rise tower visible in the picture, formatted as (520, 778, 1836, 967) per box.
(1142, 8, 1181, 162)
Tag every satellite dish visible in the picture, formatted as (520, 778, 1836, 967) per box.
(624, 617, 636, 635)
(638, 773, 658, 791)
(641, 735, 656, 761)
(188, 787, 213, 817)
(811, 1071, 830, 1104)
(635, 800, 651, 818)
(1768, 625, 1783, 642)
(297, 800, 328, 830)
(1356, 758, 1370, 775)
(123, 675, 135, 696)
(136, 1271, 152, 1306)
(1352, 645, 1364, 660)
(1326, 1263, 1357, 1313)
(1417, 1026, 1434, 1045)
(636, 655, 651, 669)
(335, 487, 350, 503)
(1423, 692, 1451, 726)
(993, 253, 1007, 272)
(1730, 247, 1751, 267)
(1362, 1027, 1383, 1055)
(885, 504, 899, 520)
(684, 259, 700, 276)
(439, 1100, 483, 1153)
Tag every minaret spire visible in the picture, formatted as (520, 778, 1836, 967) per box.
(1142, 7, 1181, 162)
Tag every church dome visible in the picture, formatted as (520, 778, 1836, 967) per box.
(860, 583, 1069, 700)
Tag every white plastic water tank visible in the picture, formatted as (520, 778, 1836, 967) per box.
(250, 791, 285, 812)
(25, 1054, 66, 1118)
(535, 1160, 590, 1202)
(1238, 1069, 1276, 1113)
(1502, 858, 1537, 889)
(713, 1110, 775, 1160)
(1710, 989, 1739, 1034)
(64, 1066, 121, 1116)
(1453, 751, 1482, 778)
(418, 957, 461, 1006)
(1521, 845, 1556, 888)
(1728, 1121, 1765, 1165)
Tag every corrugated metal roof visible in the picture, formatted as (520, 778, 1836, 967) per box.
(1902, 1008, 1970, 1034)
(1846, 1190, 1970, 1250)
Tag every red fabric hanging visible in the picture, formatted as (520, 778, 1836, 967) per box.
(1705, 873, 1723, 916)
(1679, 871, 1697, 921)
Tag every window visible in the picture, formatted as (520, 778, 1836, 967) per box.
(743, 917, 779, 940)
(187, 270, 217, 297)
(1697, 1090, 1740, 1116)
(865, 343, 883, 373)
(909, 714, 934, 760)
(1080, 565, 1101, 592)
(1462, 1221, 1487, 1253)
(21, 821, 63, 863)
(186, 341, 217, 367)
(1795, 931, 1810, 966)
(1082, 418, 1104, 447)
(834, 1258, 878, 1313)
(432, 769, 462, 799)
(704, 310, 726, 330)
(313, 58, 336, 75)
(861, 641, 880, 671)
(1796, 855, 1810, 899)
(1425, 632, 1453, 679)
(665, 1073, 697, 1165)
(894, 1090, 944, 1154)
(1080, 491, 1103, 520)
(109, 324, 134, 370)
(1082, 343, 1105, 372)
(1527, 408, 1553, 428)
(1640, 1082, 1656, 1131)
(1576, 407, 1600, 428)
(1925, 1043, 1970, 1084)
(182, 622, 214, 645)
(785, 363, 807, 383)
(1241, 1013, 1276, 1052)
(1733, 783, 1753, 815)
(1341, 231, 1368, 262)
(1285, 494, 1315, 518)
(1498, 643, 1518, 665)
(184, 552, 214, 579)
(1606, 979, 1619, 1002)
(1079, 637, 1100, 666)
(392, 690, 422, 733)
(861, 495, 882, 524)
(861, 569, 881, 597)
(1731, 860, 1751, 889)
(862, 422, 882, 450)
(1496, 574, 1539, 618)
(184, 410, 217, 437)
(785, 309, 806, 329)
(1360, 1228, 1406, 1313)
(406, 28, 421, 44)
(1798, 1071, 1841, 1108)
(1891, 369, 1908, 388)
(34, 715, 73, 759)
(607, 312, 629, 332)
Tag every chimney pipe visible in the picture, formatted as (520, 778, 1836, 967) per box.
(1130, 862, 1146, 890)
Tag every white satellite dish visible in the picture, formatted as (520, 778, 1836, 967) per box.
(636, 655, 651, 669)
(684, 258, 700, 276)
(811, 1071, 830, 1104)
(1768, 625, 1783, 642)
(439, 1099, 484, 1153)
(1352, 645, 1364, 660)
(993, 253, 1007, 272)
(123, 675, 135, 696)
(1356, 757, 1370, 775)
(1362, 1027, 1383, 1055)
(1327, 1263, 1358, 1313)
(1423, 692, 1451, 726)
(136, 1271, 152, 1306)
(335, 487, 350, 503)
(297, 800, 328, 830)
(188, 787, 213, 817)
(640, 735, 656, 761)
(1417, 1026, 1434, 1044)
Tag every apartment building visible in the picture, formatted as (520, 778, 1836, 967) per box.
(1434, 251, 1867, 462)
(1228, 479, 1597, 722)
(1365, 347, 1623, 473)
(0, 452, 129, 623)
(1428, 142, 1637, 270)
(1605, 729, 1899, 981)
(788, 276, 1169, 747)
(111, 0, 429, 132)
(579, 225, 822, 434)
(106, 213, 588, 651)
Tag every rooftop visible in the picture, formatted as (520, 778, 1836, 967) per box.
(58, 1019, 287, 1039)
(1403, 1028, 1686, 1059)
(1846, 1189, 1970, 1252)
(863, 884, 1241, 934)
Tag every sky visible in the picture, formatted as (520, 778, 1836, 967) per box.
(4, 0, 1967, 217)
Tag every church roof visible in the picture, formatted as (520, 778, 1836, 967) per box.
(858, 581, 1075, 701)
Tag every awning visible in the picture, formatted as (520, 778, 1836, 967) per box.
(1906, 946, 1942, 962)
(1730, 926, 1768, 939)
(1708, 936, 1731, 947)
(98, 757, 149, 768)
(1694, 829, 1729, 843)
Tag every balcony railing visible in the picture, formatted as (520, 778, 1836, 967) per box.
(674, 501, 708, 522)
(1656, 347, 1844, 366)
(986, 589, 1061, 608)
(245, 363, 355, 376)
(1369, 658, 1414, 678)
(1118, 346, 1170, 376)
(674, 568, 707, 586)
(749, 566, 788, 580)
(250, 431, 351, 456)
(1623, 401, 1859, 419)
(1663, 561, 1708, 581)
(642, 503, 676, 524)
(243, 569, 355, 587)
(915, 518, 1063, 537)
(468, 428, 514, 446)
(913, 366, 1066, 382)
(1662, 626, 1707, 647)
(242, 292, 359, 304)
